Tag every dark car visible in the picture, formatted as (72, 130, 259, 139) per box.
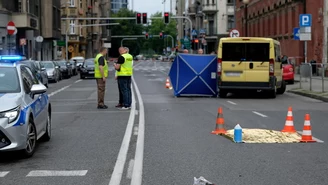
(20, 60, 49, 87)
(80, 59, 95, 79)
(54, 59, 73, 78)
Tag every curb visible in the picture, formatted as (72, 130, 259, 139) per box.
(287, 90, 328, 102)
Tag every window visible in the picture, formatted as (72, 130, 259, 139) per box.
(79, 24, 83, 36)
(53, 7, 56, 29)
(274, 44, 281, 62)
(227, 15, 234, 30)
(222, 43, 270, 61)
(21, 66, 38, 94)
(227, 0, 235, 4)
(70, 0, 75, 7)
(0, 67, 20, 93)
(70, 20, 76, 34)
(79, 0, 83, 8)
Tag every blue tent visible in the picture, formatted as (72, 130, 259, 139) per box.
(168, 54, 218, 97)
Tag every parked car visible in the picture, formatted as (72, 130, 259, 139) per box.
(54, 59, 73, 78)
(0, 55, 51, 157)
(20, 60, 49, 88)
(52, 61, 63, 80)
(80, 58, 95, 79)
(41, 61, 60, 83)
(281, 55, 294, 84)
(70, 56, 84, 72)
(69, 60, 78, 75)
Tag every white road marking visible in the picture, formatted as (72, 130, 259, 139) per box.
(0, 171, 9, 177)
(133, 126, 139, 135)
(48, 85, 71, 97)
(108, 86, 137, 185)
(135, 110, 139, 115)
(126, 159, 134, 179)
(144, 74, 156, 77)
(227, 101, 237, 105)
(74, 79, 83, 83)
(26, 170, 88, 177)
(252, 111, 268, 118)
(130, 76, 145, 185)
(53, 111, 127, 114)
(297, 131, 324, 143)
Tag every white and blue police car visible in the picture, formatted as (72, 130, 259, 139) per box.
(0, 55, 51, 157)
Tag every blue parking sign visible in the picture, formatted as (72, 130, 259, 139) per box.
(299, 14, 312, 27)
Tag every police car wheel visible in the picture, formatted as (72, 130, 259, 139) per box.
(21, 120, 37, 157)
(41, 113, 51, 141)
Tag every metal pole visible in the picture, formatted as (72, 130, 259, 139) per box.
(309, 63, 312, 91)
(322, 64, 325, 92)
(304, 41, 307, 63)
(167, 35, 174, 48)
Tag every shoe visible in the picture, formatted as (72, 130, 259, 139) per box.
(97, 105, 108, 109)
(115, 103, 123, 108)
(119, 107, 130, 110)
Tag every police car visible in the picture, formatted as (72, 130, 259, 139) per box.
(0, 55, 51, 157)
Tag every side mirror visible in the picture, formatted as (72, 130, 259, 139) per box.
(41, 67, 46, 71)
(30, 84, 47, 98)
(55, 66, 59, 69)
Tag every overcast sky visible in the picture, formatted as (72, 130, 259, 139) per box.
(131, 0, 170, 16)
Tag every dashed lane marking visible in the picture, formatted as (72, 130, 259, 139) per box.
(133, 126, 138, 136)
(74, 79, 82, 83)
(48, 85, 71, 97)
(126, 159, 134, 179)
(52, 110, 127, 114)
(252, 111, 268, 118)
(26, 170, 88, 177)
(0, 171, 9, 177)
(227, 101, 237, 105)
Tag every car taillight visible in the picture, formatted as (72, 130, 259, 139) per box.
(269, 59, 274, 76)
(289, 68, 293, 72)
(217, 58, 222, 76)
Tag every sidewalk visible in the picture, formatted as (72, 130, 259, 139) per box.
(287, 74, 328, 102)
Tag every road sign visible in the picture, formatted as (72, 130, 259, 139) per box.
(293, 28, 300, 40)
(35, 36, 43, 42)
(299, 14, 312, 27)
(230, 29, 239, 37)
(20, 38, 26, 46)
(7, 21, 16, 35)
(192, 29, 197, 36)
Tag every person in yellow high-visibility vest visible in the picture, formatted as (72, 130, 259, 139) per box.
(114, 47, 133, 110)
(94, 47, 108, 109)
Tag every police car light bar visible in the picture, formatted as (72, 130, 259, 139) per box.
(0, 55, 24, 60)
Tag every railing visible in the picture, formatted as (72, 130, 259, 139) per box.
(296, 63, 328, 93)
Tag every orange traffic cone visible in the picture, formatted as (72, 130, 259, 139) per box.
(300, 114, 316, 143)
(281, 106, 296, 133)
(211, 107, 227, 135)
(165, 77, 171, 89)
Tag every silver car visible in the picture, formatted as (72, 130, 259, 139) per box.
(0, 55, 51, 157)
(42, 61, 60, 83)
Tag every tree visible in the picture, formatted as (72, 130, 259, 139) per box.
(146, 12, 177, 54)
(110, 8, 145, 56)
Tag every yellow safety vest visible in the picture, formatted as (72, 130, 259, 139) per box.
(94, 53, 108, 78)
(117, 53, 133, 76)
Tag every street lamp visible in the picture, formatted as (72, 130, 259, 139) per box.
(65, 23, 120, 61)
(242, 0, 250, 37)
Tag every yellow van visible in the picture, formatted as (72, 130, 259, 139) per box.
(217, 37, 286, 98)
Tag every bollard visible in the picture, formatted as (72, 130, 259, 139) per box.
(234, 124, 242, 143)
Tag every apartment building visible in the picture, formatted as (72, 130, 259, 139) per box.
(235, 0, 325, 64)
(111, 0, 127, 14)
(183, 0, 235, 53)
(60, 0, 110, 59)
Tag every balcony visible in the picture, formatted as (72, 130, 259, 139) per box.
(11, 12, 38, 29)
(202, 4, 218, 13)
(61, 7, 78, 17)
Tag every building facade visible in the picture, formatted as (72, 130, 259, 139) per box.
(111, 0, 127, 14)
(60, 0, 111, 59)
(236, 0, 325, 65)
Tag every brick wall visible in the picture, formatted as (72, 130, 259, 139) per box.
(236, 0, 324, 65)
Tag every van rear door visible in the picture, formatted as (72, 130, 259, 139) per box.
(221, 43, 246, 82)
(243, 42, 270, 82)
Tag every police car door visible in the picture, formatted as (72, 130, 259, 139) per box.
(21, 66, 47, 136)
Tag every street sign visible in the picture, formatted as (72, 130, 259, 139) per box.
(20, 38, 26, 46)
(229, 29, 239, 37)
(7, 21, 16, 35)
(299, 14, 312, 27)
(293, 28, 300, 40)
(192, 29, 197, 36)
(35, 36, 43, 42)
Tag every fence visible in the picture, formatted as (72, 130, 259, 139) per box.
(296, 62, 328, 92)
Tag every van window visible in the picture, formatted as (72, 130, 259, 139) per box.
(274, 44, 281, 62)
(222, 43, 270, 62)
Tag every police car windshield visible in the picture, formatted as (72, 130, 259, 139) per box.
(0, 67, 20, 93)
(42, 62, 55, 69)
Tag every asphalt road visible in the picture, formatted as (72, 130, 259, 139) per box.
(0, 60, 327, 185)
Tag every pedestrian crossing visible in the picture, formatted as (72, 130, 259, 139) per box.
(0, 170, 88, 178)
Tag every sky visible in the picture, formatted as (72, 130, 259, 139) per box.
(131, 0, 171, 16)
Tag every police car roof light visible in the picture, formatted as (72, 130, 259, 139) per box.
(0, 55, 23, 61)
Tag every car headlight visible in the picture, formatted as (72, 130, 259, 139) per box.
(0, 106, 21, 123)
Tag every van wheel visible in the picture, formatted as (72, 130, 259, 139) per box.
(277, 81, 286, 95)
(219, 90, 228, 98)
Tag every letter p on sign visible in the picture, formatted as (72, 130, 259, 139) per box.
(299, 14, 312, 27)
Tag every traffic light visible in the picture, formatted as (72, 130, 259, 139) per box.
(164, 12, 169, 24)
(136, 13, 141, 24)
(142, 13, 147, 24)
(145, 33, 149, 39)
(159, 32, 163, 39)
